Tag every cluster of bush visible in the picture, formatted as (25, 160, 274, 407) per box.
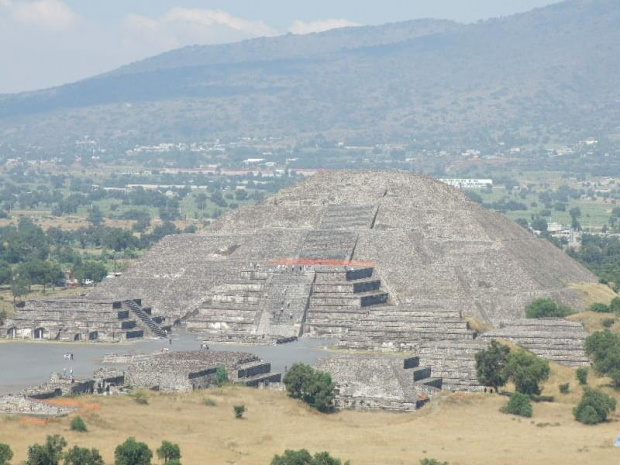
(589, 299, 620, 316)
(476, 338, 618, 425)
(0, 436, 182, 465)
(525, 298, 574, 319)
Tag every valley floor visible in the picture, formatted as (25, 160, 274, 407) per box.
(1, 385, 618, 465)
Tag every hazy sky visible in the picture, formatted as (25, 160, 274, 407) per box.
(0, 0, 562, 94)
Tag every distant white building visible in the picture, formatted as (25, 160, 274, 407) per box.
(439, 179, 493, 189)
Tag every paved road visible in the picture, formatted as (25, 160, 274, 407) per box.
(0, 331, 335, 395)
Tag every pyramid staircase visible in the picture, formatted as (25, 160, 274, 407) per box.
(125, 300, 167, 338)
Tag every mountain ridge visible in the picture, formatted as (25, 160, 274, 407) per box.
(0, 0, 618, 150)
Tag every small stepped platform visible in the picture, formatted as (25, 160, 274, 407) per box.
(480, 319, 590, 367)
(315, 354, 441, 412)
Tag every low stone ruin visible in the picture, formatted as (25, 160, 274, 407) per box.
(480, 319, 590, 367)
(124, 351, 281, 393)
(0, 394, 76, 417)
(1, 298, 168, 342)
(316, 354, 442, 411)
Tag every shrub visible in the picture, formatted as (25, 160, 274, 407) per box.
(501, 392, 533, 418)
(420, 460, 449, 465)
(603, 318, 616, 328)
(131, 391, 149, 405)
(574, 388, 617, 425)
(504, 350, 550, 396)
(156, 441, 181, 463)
(610, 297, 620, 314)
(234, 405, 246, 419)
(0, 443, 13, 465)
(271, 449, 350, 465)
(216, 366, 229, 386)
(203, 398, 217, 407)
(590, 302, 612, 313)
(114, 437, 152, 465)
(525, 298, 574, 318)
(475, 339, 510, 390)
(576, 367, 588, 385)
(559, 383, 570, 394)
(283, 363, 335, 413)
(70, 416, 88, 432)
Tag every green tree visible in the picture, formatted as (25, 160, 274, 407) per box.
(420, 460, 449, 465)
(26, 435, 67, 465)
(475, 339, 510, 390)
(515, 218, 529, 229)
(574, 388, 617, 425)
(63, 447, 104, 465)
(585, 330, 620, 387)
(70, 416, 87, 432)
(216, 366, 229, 386)
(576, 367, 588, 385)
(11, 277, 30, 305)
(271, 449, 350, 465)
(283, 364, 335, 413)
(0, 260, 12, 285)
(74, 261, 108, 284)
(501, 392, 533, 417)
(610, 297, 620, 314)
(525, 298, 573, 318)
(156, 441, 181, 463)
(531, 218, 548, 232)
(504, 350, 550, 396)
(0, 443, 13, 465)
(114, 437, 152, 465)
(87, 206, 104, 227)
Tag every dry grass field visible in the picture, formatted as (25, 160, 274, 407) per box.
(1, 374, 619, 465)
(570, 282, 618, 307)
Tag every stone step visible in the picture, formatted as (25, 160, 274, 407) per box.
(312, 280, 382, 294)
(310, 292, 388, 307)
(412, 367, 432, 381)
(237, 362, 272, 379)
(416, 377, 443, 389)
(198, 304, 259, 313)
(238, 372, 282, 387)
(314, 268, 375, 283)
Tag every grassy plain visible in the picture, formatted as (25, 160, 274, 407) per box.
(1, 376, 619, 465)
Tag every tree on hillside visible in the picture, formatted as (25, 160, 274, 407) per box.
(0, 260, 12, 285)
(11, 277, 30, 305)
(156, 441, 181, 463)
(271, 449, 350, 465)
(475, 339, 510, 390)
(114, 438, 152, 465)
(87, 206, 104, 227)
(283, 364, 335, 413)
(74, 261, 108, 284)
(504, 350, 550, 396)
(0, 443, 13, 465)
(525, 298, 573, 318)
(531, 218, 548, 232)
(63, 446, 104, 465)
(26, 435, 67, 465)
(585, 330, 620, 387)
(574, 388, 617, 425)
